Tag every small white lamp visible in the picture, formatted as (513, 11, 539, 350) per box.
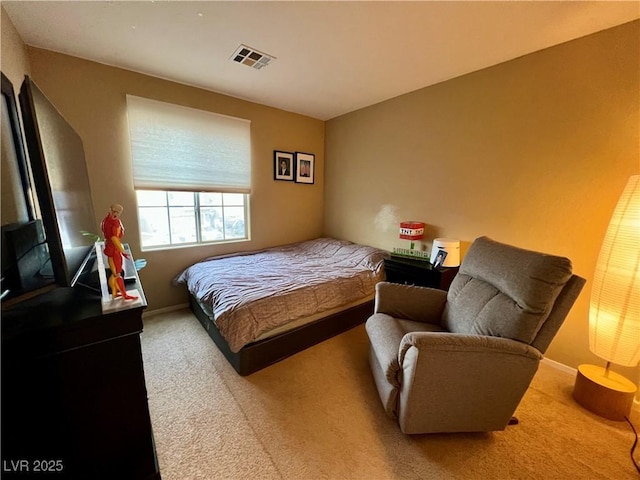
(573, 175, 640, 420)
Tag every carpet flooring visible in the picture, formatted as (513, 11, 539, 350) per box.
(140, 309, 639, 479)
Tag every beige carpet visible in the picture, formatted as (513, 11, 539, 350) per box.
(140, 309, 639, 480)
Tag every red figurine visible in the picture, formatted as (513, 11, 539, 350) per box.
(101, 203, 138, 300)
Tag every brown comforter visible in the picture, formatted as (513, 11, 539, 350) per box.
(174, 238, 388, 352)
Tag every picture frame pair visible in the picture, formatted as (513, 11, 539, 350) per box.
(274, 150, 314, 184)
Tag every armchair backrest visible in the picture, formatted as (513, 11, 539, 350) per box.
(441, 237, 583, 349)
(530, 273, 586, 353)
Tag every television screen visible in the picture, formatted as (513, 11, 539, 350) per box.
(19, 76, 98, 288)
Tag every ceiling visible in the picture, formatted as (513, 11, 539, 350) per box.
(4, 1, 639, 120)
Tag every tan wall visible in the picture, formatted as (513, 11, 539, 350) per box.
(0, 7, 30, 91)
(19, 47, 325, 310)
(325, 21, 640, 380)
(1, 7, 32, 226)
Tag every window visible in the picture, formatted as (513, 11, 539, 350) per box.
(126, 96, 251, 249)
(137, 190, 247, 248)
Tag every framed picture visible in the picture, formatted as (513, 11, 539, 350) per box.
(274, 150, 294, 181)
(432, 249, 448, 269)
(295, 152, 315, 184)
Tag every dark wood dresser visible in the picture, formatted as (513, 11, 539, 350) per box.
(1, 253, 160, 479)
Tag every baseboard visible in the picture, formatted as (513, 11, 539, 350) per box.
(541, 357, 577, 376)
(143, 303, 189, 319)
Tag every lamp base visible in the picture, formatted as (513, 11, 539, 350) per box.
(572, 364, 637, 421)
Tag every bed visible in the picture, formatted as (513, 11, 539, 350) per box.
(174, 237, 388, 375)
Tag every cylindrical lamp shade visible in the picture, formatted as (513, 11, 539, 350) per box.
(430, 238, 461, 267)
(589, 175, 640, 367)
(399, 222, 425, 240)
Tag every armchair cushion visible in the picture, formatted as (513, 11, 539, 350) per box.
(442, 237, 573, 344)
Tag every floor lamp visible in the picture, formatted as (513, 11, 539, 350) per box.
(573, 175, 640, 420)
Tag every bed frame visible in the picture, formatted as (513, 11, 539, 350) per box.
(189, 294, 373, 376)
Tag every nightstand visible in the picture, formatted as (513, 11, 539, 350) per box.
(384, 256, 458, 291)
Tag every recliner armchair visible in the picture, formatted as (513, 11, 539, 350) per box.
(366, 236, 585, 434)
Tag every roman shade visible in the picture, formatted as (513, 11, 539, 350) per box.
(126, 95, 251, 193)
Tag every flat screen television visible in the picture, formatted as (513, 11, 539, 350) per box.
(18, 76, 98, 288)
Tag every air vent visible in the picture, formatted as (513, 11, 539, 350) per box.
(230, 44, 275, 70)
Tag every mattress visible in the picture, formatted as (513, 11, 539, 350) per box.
(174, 238, 388, 352)
(195, 294, 374, 344)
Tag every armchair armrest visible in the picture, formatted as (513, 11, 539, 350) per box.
(398, 331, 543, 365)
(374, 282, 447, 324)
(395, 331, 544, 433)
